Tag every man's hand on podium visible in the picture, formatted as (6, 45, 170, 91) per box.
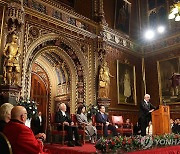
(149, 109, 154, 113)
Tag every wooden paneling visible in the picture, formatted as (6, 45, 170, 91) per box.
(74, 0, 93, 20)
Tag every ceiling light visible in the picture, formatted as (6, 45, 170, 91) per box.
(157, 26, 165, 33)
(144, 30, 155, 40)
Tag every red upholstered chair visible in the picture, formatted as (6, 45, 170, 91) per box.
(50, 113, 67, 145)
(112, 116, 133, 136)
(71, 114, 86, 144)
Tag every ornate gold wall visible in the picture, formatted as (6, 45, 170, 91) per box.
(0, 0, 179, 126)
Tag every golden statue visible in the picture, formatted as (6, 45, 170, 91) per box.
(98, 61, 113, 98)
(3, 34, 21, 85)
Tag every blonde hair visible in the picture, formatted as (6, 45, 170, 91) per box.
(0, 103, 14, 121)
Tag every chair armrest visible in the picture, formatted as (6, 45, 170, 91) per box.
(77, 123, 86, 128)
(96, 122, 104, 127)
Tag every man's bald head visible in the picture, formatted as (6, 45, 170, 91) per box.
(11, 106, 27, 123)
(59, 103, 66, 112)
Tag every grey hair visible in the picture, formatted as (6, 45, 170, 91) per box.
(0, 103, 14, 121)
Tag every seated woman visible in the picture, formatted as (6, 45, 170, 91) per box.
(0, 103, 14, 132)
(76, 105, 97, 144)
(146, 121, 153, 135)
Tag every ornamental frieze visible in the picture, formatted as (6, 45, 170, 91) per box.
(23, 0, 97, 34)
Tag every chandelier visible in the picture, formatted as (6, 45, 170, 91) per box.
(168, 1, 180, 21)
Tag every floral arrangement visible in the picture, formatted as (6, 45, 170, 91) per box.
(86, 104, 98, 120)
(95, 133, 180, 153)
(17, 98, 38, 119)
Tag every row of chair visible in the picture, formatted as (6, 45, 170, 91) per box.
(50, 114, 133, 145)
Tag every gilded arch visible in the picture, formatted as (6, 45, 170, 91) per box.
(22, 33, 89, 113)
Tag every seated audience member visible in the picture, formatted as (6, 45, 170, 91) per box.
(31, 111, 44, 135)
(133, 122, 141, 135)
(177, 119, 180, 133)
(96, 105, 117, 137)
(172, 119, 179, 134)
(170, 119, 174, 129)
(146, 121, 153, 135)
(76, 105, 97, 143)
(55, 103, 82, 147)
(3, 106, 47, 154)
(123, 118, 131, 128)
(172, 119, 180, 134)
(0, 103, 14, 132)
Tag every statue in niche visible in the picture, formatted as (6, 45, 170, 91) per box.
(98, 60, 113, 98)
(3, 34, 21, 86)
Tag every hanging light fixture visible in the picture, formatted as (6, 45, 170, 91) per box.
(168, 1, 180, 21)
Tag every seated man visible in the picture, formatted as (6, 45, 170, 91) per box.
(3, 106, 47, 154)
(123, 119, 131, 128)
(96, 105, 117, 137)
(55, 103, 82, 147)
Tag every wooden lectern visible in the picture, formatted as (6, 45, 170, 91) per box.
(152, 105, 171, 135)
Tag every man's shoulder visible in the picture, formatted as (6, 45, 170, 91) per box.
(96, 112, 101, 116)
(4, 121, 28, 134)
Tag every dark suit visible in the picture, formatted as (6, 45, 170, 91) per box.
(55, 110, 79, 142)
(96, 112, 117, 137)
(31, 116, 44, 135)
(139, 100, 156, 136)
(0, 120, 6, 132)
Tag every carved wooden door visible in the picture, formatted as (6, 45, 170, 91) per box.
(30, 74, 48, 131)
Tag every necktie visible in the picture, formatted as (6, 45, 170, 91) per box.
(102, 114, 105, 119)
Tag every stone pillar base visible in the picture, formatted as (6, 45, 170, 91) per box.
(0, 85, 22, 106)
(97, 98, 111, 109)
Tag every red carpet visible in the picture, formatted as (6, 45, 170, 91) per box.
(44, 143, 96, 154)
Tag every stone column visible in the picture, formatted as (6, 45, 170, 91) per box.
(94, 0, 108, 26)
(0, 0, 24, 105)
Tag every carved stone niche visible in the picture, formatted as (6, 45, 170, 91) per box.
(0, 85, 21, 106)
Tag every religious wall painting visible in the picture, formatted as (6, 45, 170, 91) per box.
(117, 60, 137, 105)
(158, 57, 180, 104)
(114, 0, 131, 35)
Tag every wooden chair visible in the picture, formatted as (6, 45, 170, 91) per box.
(71, 114, 86, 144)
(0, 132, 12, 154)
(111, 116, 133, 136)
(50, 113, 67, 145)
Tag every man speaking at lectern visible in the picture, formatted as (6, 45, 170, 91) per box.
(139, 94, 156, 136)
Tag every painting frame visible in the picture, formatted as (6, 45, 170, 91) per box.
(157, 57, 180, 105)
(114, 0, 131, 35)
(117, 60, 137, 105)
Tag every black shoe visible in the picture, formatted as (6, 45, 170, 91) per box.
(67, 141, 74, 147)
(75, 141, 82, 146)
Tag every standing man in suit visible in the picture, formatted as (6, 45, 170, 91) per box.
(96, 105, 117, 137)
(31, 111, 44, 135)
(139, 94, 156, 136)
(55, 103, 82, 147)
